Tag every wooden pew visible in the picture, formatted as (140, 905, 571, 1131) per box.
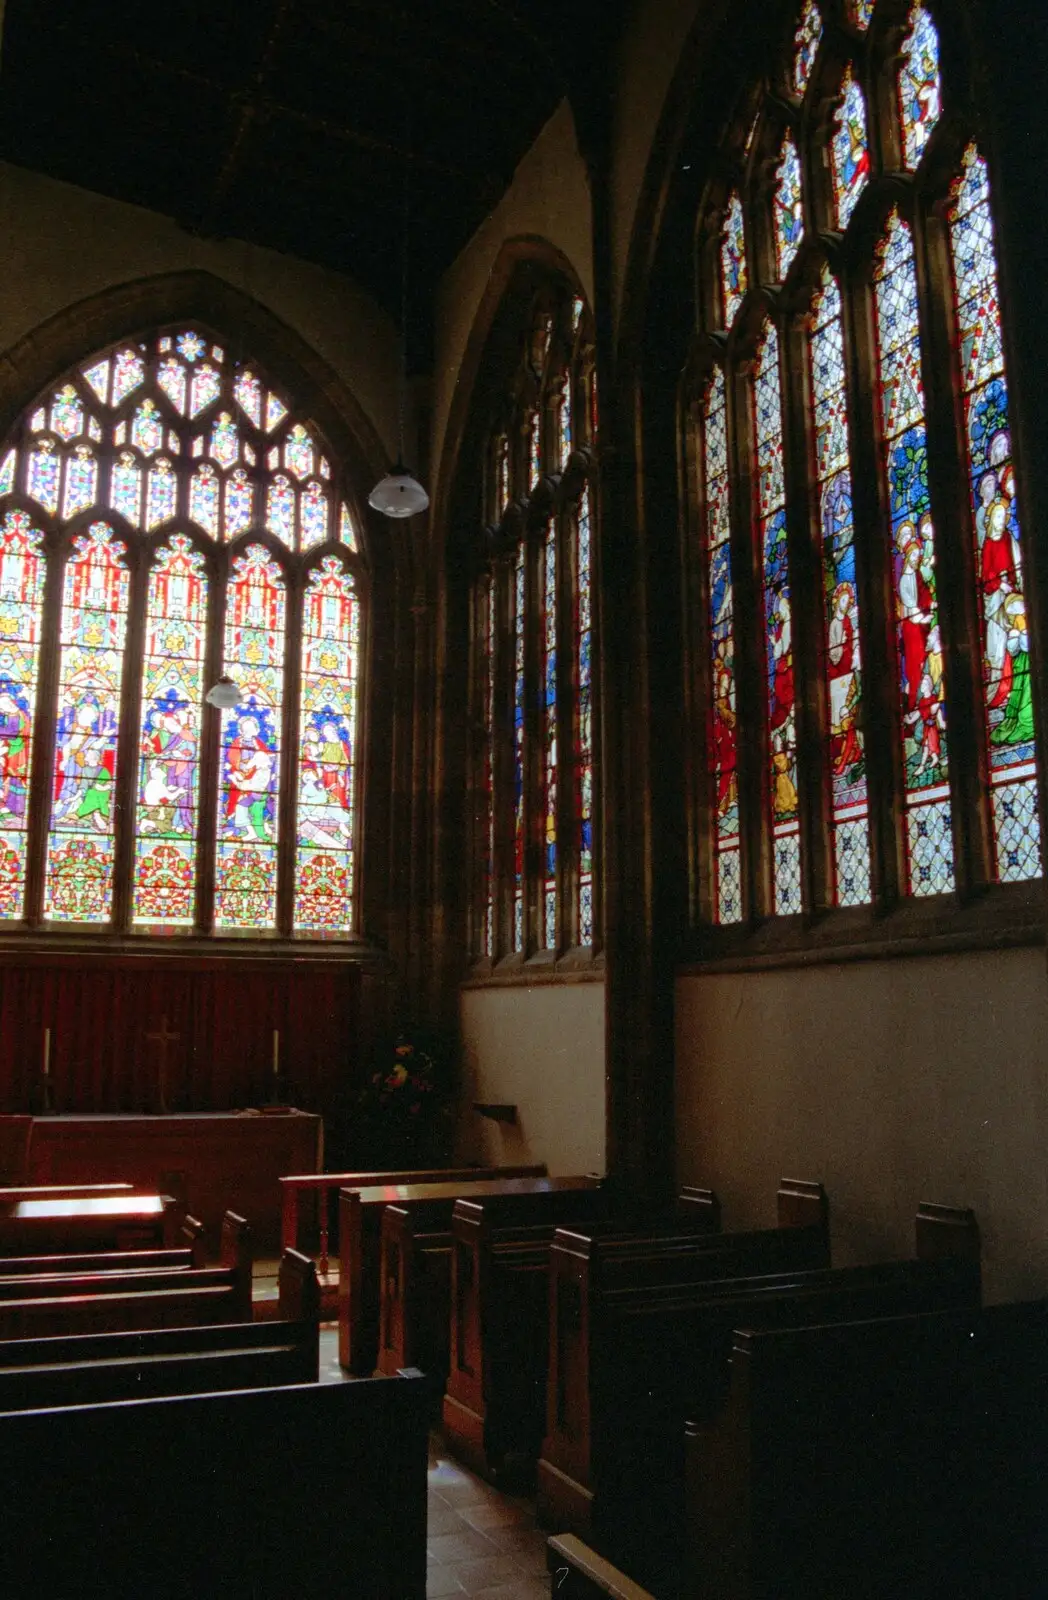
(0, 1190, 183, 1254)
(542, 1207, 980, 1593)
(547, 1534, 658, 1600)
(378, 1185, 721, 1390)
(0, 1212, 207, 1275)
(280, 1161, 547, 1275)
(442, 1181, 621, 1481)
(338, 1173, 599, 1376)
(0, 1210, 254, 1338)
(0, 1250, 320, 1412)
(0, 1367, 430, 1599)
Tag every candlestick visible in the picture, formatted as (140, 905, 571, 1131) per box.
(42, 1027, 50, 1078)
(273, 1029, 280, 1080)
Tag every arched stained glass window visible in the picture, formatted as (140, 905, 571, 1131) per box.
(512, 544, 526, 951)
(0, 325, 367, 937)
(701, 368, 741, 924)
(874, 213, 954, 896)
(296, 556, 360, 932)
(684, 0, 1039, 945)
(756, 323, 802, 915)
(542, 524, 558, 948)
(45, 523, 130, 924)
(576, 486, 594, 945)
(810, 270, 871, 905)
(949, 145, 1041, 882)
(0, 511, 45, 920)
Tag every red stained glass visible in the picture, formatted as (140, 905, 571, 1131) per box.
(0, 511, 46, 919)
(702, 368, 741, 924)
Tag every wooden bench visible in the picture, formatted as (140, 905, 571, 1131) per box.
(541, 1206, 980, 1592)
(0, 1212, 207, 1275)
(684, 1282, 1043, 1600)
(0, 1210, 254, 1338)
(338, 1172, 595, 1376)
(280, 1162, 547, 1276)
(547, 1533, 658, 1600)
(538, 1181, 831, 1536)
(0, 1366, 430, 1598)
(0, 1249, 320, 1412)
(0, 1190, 184, 1254)
(442, 1181, 616, 1481)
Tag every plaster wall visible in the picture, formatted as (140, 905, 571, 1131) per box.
(459, 982, 606, 1175)
(0, 159, 401, 462)
(676, 945, 1048, 1304)
(431, 98, 593, 497)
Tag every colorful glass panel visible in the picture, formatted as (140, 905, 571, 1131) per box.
(112, 348, 145, 405)
(481, 575, 496, 958)
(0, 451, 15, 498)
(792, 0, 822, 96)
(210, 412, 239, 469)
(146, 458, 177, 529)
(703, 368, 741, 924)
(875, 211, 954, 894)
(0, 511, 46, 919)
(265, 393, 288, 433)
(576, 488, 593, 943)
(811, 269, 871, 905)
(756, 323, 802, 915)
(773, 136, 804, 280)
(215, 544, 285, 930)
(28, 440, 59, 515)
(850, 0, 874, 28)
(189, 464, 219, 537)
(301, 482, 329, 549)
(132, 536, 208, 926)
(513, 545, 525, 951)
(560, 383, 573, 469)
(831, 69, 870, 229)
(284, 424, 314, 482)
(496, 437, 509, 517)
(267, 475, 296, 546)
(949, 146, 1041, 881)
(190, 364, 221, 419)
(898, 5, 941, 171)
(176, 332, 206, 362)
(225, 469, 253, 540)
(51, 385, 83, 442)
(543, 525, 558, 949)
(44, 523, 129, 923)
(295, 557, 360, 933)
(111, 451, 142, 527)
(83, 360, 110, 404)
(720, 194, 747, 328)
(63, 448, 98, 520)
(234, 371, 263, 428)
(529, 412, 542, 489)
(158, 357, 187, 415)
(339, 503, 359, 551)
(131, 399, 164, 457)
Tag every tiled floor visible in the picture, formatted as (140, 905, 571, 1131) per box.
(312, 1327, 550, 1598)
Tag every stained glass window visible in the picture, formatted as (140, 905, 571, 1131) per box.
(831, 69, 869, 229)
(225, 468, 253, 540)
(810, 269, 872, 905)
(755, 322, 802, 915)
(702, 368, 742, 924)
(215, 544, 285, 930)
(133, 536, 208, 927)
(875, 211, 954, 895)
(496, 436, 509, 517)
(0, 512, 46, 919)
(301, 482, 329, 549)
(44, 523, 129, 923)
(190, 364, 221, 418)
(210, 413, 239, 470)
(897, 5, 941, 170)
(792, 0, 822, 96)
(529, 412, 542, 489)
(720, 194, 748, 328)
(481, 575, 496, 957)
(64, 448, 98, 520)
(28, 439, 59, 515)
(513, 545, 525, 951)
(295, 557, 360, 932)
(158, 358, 187, 415)
(850, 0, 874, 30)
(267, 475, 296, 546)
(949, 146, 1041, 882)
(285, 424, 315, 481)
(51, 386, 83, 442)
(0, 452, 14, 499)
(340, 503, 359, 551)
(773, 136, 804, 280)
(234, 372, 263, 427)
(560, 382, 573, 469)
(543, 525, 558, 949)
(113, 349, 145, 404)
(111, 451, 143, 527)
(576, 487, 594, 944)
(190, 464, 220, 537)
(132, 400, 164, 457)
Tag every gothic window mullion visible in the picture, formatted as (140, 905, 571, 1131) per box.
(781, 312, 833, 915)
(111, 543, 149, 933)
(523, 526, 545, 955)
(555, 508, 577, 950)
(194, 543, 226, 935)
(276, 562, 303, 937)
(911, 200, 993, 898)
(682, 386, 715, 930)
(493, 551, 517, 961)
(21, 529, 66, 929)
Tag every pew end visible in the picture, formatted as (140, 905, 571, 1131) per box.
(219, 1210, 253, 1319)
(677, 1187, 722, 1229)
(278, 1247, 321, 1327)
(547, 1534, 658, 1600)
(776, 1179, 829, 1237)
(915, 1202, 981, 1265)
(180, 1212, 206, 1268)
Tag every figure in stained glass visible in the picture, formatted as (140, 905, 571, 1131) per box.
(831, 71, 869, 228)
(773, 137, 804, 279)
(898, 5, 941, 170)
(792, 0, 822, 96)
(223, 707, 278, 841)
(720, 195, 747, 327)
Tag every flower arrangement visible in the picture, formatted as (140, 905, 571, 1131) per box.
(354, 1029, 453, 1161)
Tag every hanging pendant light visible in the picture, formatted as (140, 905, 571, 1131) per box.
(205, 675, 242, 710)
(370, 62, 429, 520)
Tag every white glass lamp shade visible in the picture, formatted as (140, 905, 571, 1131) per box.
(368, 466, 430, 519)
(205, 675, 242, 710)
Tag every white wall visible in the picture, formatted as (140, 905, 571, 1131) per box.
(676, 945, 1048, 1303)
(0, 159, 401, 462)
(459, 982, 606, 1175)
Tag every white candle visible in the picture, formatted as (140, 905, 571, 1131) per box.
(42, 1028, 50, 1078)
(273, 1029, 280, 1080)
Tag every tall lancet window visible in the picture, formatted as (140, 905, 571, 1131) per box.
(701, 368, 741, 924)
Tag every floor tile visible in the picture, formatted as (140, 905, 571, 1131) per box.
(427, 1528, 500, 1564)
(481, 1529, 547, 1574)
(459, 1500, 536, 1534)
(444, 1554, 534, 1594)
(426, 1567, 466, 1598)
(428, 1497, 469, 1535)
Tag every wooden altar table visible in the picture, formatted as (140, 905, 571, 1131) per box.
(25, 1112, 322, 1248)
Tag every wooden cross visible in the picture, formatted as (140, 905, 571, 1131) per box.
(145, 1014, 181, 1115)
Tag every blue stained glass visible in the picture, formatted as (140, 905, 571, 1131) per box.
(543, 525, 557, 949)
(773, 136, 804, 279)
(190, 464, 220, 537)
(577, 488, 593, 942)
(703, 367, 741, 924)
(898, 5, 941, 171)
(28, 441, 59, 515)
(513, 546, 525, 950)
(720, 195, 747, 327)
(64, 449, 98, 520)
(792, 0, 822, 95)
(831, 70, 869, 229)
(111, 452, 142, 527)
(225, 469, 253, 539)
